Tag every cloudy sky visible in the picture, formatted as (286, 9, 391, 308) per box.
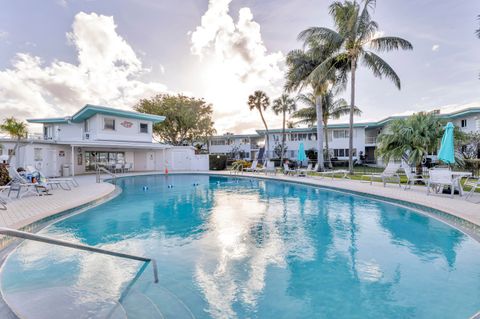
(0, 0, 479, 134)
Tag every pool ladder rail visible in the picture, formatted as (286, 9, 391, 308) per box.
(0, 227, 158, 283)
(96, 166, 118, 184)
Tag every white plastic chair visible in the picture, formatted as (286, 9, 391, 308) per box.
(403, 164, 425, 190)
(244, 160, 258, 173)
(464, 177, 480, 202)
(427, 169, 455, 198)
(362, 162, 401, 187)
(283, 163, 296, 176)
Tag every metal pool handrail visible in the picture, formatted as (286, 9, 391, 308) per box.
(96, 167, 117, 184)
(0, 227, 158, 283)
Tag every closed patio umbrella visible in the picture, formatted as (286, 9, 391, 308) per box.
(297, 142, 307, 167)
(438, 122, 455, 165)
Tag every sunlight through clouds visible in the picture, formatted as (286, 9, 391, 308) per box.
(190, 0, 285, 134)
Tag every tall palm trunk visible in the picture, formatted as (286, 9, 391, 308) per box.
(258, 108, 270, 159)
(315, 95, 324, 171)
(324, 118, 332, 169)
(280, 110, 286, 164)
(348, 59, 356, 174)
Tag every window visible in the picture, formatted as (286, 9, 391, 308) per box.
(8, 149, 15, 156)
(84, 120, 90, 132)
(34, 148, 43, 161)
(211, 140, 226, 146)
(333, 130, 349, 139)
(104, 118, 115, 130)
(461, 119, 467, 128)
(140, 123, 149, 133)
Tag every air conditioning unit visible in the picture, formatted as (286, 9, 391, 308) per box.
(84, 133, 90, 140)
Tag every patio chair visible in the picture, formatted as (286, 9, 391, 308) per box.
(283, 163, 297, 176)
(362, 162, 401, 187)
(402, 163, 425, 190)
(427, 169, 455, 198)
(26, 166, 78, 188)
(264, 161, 276, 175)
(464, 177, 480, 201)
(244, 160, 258, 173)
(257, 161, 275, 175)
(123, 163, 132, 173)
(114, 163, 123, 173)
(7, 167, 46, 198)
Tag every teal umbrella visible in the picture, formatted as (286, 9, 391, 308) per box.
(438, 122, 455, 164)
(297, 142, 307, 166)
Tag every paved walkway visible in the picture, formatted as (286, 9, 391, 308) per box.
(0, 176, 115, 229)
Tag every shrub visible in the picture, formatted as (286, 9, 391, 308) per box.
(209, 155, 227, 170)
(232, 160, 251, 169)
(0, 164, 10, 186)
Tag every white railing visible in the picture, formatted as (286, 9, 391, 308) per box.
(0, 227, 158, 283)
(365, 136, 378, 144)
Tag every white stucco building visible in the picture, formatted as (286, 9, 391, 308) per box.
(0, 104, 208, 176)
(208, 107, 480, 163)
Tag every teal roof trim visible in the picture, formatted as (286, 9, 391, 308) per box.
(71, 104, 165, 123)
(27, 117, 69, 124)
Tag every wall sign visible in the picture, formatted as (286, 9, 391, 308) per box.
(120, 120, 133, 128)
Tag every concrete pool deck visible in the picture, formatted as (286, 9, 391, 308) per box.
(0, 170, 478, 232)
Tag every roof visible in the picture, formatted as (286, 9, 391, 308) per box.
(0, 138, 172, 149)
(27, 104, 166, 124)
(210, 134, 261, 139)
(256, 107, 480, 134)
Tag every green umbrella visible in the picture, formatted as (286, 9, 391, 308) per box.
(438, 122, 455, 165)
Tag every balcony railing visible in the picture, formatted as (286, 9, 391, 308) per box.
(365, 136, 378, 144)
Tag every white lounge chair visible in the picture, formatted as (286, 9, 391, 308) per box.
(362, 162, 401, 187)
(244, 160, 258, 173)
(114, 163, 123, 173)
(26, 166, 78, 188)
(283, 163, 297, 176)
(402, 164, 425, 190)
(319, 169, 350, 180)
(259, 161, 276, 175)
(7, 167, 46, 198)
(427, 168, 455, 198)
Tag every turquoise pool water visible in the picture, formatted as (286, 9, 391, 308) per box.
(2, 174, 480, 318)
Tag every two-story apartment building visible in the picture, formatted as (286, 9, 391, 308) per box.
(0, 104, 207, 176)
(208, 107, 480, 163)
(208, 133, 264, 160)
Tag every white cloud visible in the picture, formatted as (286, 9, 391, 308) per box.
(190, 0, 285, 134)
(432, 44, 440, 51)
(0, 12, 166, 123)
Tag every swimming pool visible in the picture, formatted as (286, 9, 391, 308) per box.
(1, 174, 480, 318)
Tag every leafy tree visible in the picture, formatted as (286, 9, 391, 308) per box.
(0, 117, 28, 164)
(285, 37, 347, 171)
(377, 112, 465, 171)
(135, 94, 215, 146)
(300, 0, 413, 172)
(272, 94, 296, 164)
(247, 91, 271, 158)
(293, 90, 361, 167)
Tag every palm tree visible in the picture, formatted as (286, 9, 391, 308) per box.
(248, 91, 271, 158)
(286, 120, 296, 129)
(272, 94, 296, 165)
(0, 117, 28, 164)
(285, 41, 347, 171)
(299, 0, 413, 173)
(294, 90, 361, 168)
